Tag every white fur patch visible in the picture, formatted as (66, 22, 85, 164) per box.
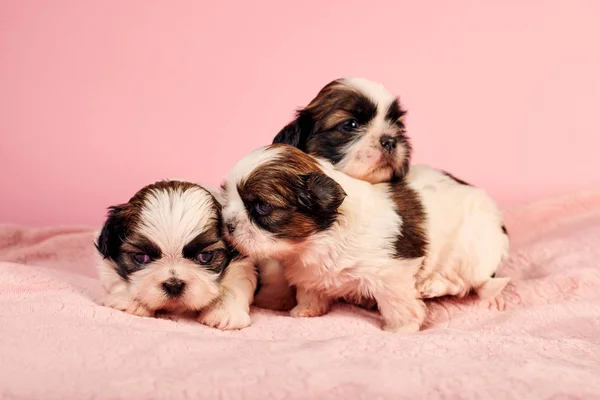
(137, 186, 214, 254)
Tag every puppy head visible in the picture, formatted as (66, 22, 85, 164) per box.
(221, 144, 346, 259)
(96, 180, 231, 313)
(273, 77, 410, 183)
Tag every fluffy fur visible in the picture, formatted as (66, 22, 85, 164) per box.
(95, 180, 257, 330)
(269, 77, 510, 304)
(221, 144, 429, 332)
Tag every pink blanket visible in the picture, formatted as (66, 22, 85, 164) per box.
(1, 191, 600, 399)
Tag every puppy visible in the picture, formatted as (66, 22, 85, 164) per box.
(221, 144, 430, 332)
(95, 180, 257, 330)
(272, 77, 510, 301)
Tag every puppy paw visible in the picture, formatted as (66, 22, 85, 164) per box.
(417, 275, 467, 299)
(289, 304, 329, 318)
(416, 279, 443, 299)
(375, 293, 425, 333)
(481, 295, 507, 311)
(476, 277, 510, 300)
(199, 303, 252, 330)
(105, 292, 153, 317)
(382, 321, 420, 333)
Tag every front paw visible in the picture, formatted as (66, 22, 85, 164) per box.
(382, 321, 420, 333)
(289, 304, 329, 318)
(199, 303, 252, 330)
(105, 292, 153, 317)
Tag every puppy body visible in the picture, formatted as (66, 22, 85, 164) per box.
(222, 145, 428, 332)
(406, 165, 509, 299)
(249, 165, 510, 313)
(270, 77, 510, 302)
(96, 180, 257, 330)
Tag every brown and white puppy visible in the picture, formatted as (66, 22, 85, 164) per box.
(95, 180, 257, 330)
(270, 77, 510, 304)
(221, 144, 429, 332)
(273, 77, 412, 184)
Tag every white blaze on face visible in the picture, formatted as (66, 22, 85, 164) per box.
(138, 187, 215, 256)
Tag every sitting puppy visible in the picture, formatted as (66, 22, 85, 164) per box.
(95, 180, 257, 330)
(222, 144, 432, 332)
(270, 77, 510, 303)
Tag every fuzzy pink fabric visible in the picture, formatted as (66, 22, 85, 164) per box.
(1, 191, 600, 399)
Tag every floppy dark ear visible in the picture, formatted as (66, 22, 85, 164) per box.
(272, 110, 314, 150)
(296, 172, 346, 214)
(95, 205, 126, 260)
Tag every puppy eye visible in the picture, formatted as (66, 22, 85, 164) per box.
(195, 251, 214, 264)
(254, 202, 273, 216)
(339, 119, 359, 133)
(133, 253, 152, 265)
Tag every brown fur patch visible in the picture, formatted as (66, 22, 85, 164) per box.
(303, 80, 378, 133)
(237, 145, 345, 240)
(387, 180, 428, 260)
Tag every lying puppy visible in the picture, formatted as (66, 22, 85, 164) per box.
(221, 144, 432, 332)
(95, 180, 257, 330)
(270, 77, 509, 303)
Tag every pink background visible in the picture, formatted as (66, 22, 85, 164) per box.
(1, 0, 598, 227)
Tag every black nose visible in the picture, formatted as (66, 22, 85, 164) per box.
(380, 135, 397, 152)
(161, 278, 186, 297)
(226, 222, 236, 234)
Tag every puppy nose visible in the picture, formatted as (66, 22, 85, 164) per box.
(226, 222, 236, 234)
(161, 278, 186, 297)
(380, 135, 397, 152)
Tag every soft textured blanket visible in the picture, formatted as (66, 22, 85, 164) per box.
(1, 191, 600, 399)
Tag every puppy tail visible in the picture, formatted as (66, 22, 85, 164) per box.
(476, 277, 510, 300)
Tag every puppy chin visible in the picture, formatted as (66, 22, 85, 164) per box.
(227, 228, 294, 261)
(228, 233, 275, 260)
(339, 143, 408, 184)
(340, 154, 393, 184)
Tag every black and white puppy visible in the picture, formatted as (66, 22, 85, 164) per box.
(95, 180, 257, 330)
(271, 77, 510, 302)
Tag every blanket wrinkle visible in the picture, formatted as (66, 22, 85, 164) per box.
(1, 190, 600, 399)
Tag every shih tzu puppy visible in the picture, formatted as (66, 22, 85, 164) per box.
(270, 77, 510, 302)
(221, 144, 431, 332)
(95, 180, 257, 330)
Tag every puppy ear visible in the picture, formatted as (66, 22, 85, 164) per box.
(296, 172, 346, 214)
(95, 205, 126, 260)
(272, 110, 314, 150)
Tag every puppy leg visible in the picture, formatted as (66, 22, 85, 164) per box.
(476, 277, 510, 299)
(253, 258, 297, 311)
(290, 287, 331, 318)
(104, 282, 154, 318)
(416, 272, 468, 299)
(199, 257, 257, 330)
(374, 281, 425, 333)
(98, 262, 153, 317)
(477, 277, 511, 310)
